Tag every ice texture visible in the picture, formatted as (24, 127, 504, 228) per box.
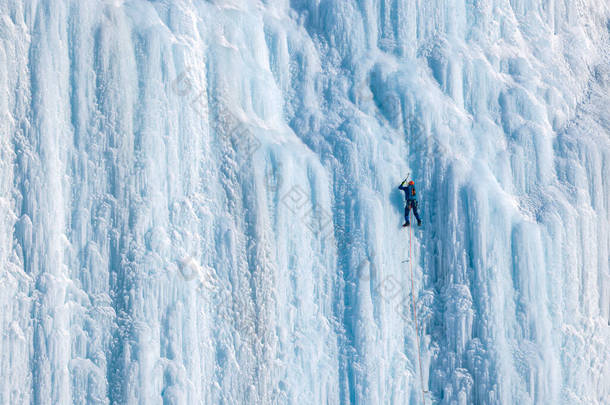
(0, 0, 608, 404)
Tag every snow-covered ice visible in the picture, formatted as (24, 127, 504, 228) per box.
(0, 0, 608, 403)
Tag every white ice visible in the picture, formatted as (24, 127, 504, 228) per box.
(0, 0, 608, 404)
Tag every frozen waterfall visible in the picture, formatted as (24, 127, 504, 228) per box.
(0, 0, 608, 404)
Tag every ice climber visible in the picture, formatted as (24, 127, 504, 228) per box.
(399, 179, 422, 227)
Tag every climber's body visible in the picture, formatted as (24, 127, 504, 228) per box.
(398, 180, 422, 227)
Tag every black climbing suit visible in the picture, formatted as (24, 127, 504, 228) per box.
(399, 183, 421, 225)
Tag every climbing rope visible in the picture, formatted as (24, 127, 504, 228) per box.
(409, 225, 428, 404)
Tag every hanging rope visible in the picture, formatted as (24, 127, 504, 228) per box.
(409, 225, 427, 404)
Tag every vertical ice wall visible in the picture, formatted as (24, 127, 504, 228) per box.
(0, 0, 608, 404)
